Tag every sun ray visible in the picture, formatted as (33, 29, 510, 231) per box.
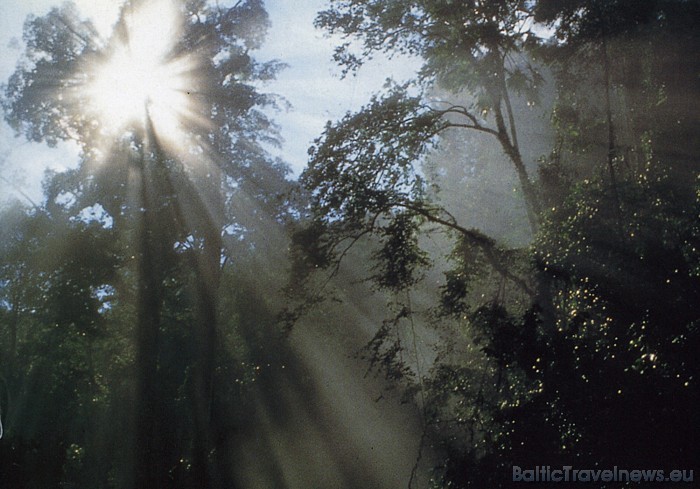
(85, 0, 200, 151)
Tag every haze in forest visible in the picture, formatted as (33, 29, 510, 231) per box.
(0, 1, 697, 489)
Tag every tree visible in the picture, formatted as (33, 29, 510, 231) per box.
(290, 0, 554, 339)
(0, 197, 124, 488)
(293, 1, 700, 487)
(434, 2, 700, 486)
(289, 2, 548, 424)
(2, 1, 290, 487)
(313, 0, 546, 232)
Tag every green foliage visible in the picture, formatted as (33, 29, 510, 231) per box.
(371, 212, 430, 291)
(293, 1, 700, 488)
(1, 3, 100, 147)
(0, 202, 124, 487)
(0, 180, 292, 488)
(293, 85, 453, 303)
(298, 0, 551, 312)
(361, 307, 416, 384)
(2, 0, 698, 487)
(316, 0, 540, 93)
(438, 236, 491, 317)
(304, 85, 437, 224)
(0, 1, 294, 488)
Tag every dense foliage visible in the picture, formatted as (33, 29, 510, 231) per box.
(294, 0, 700, 487)
(0, 1, 293, 488)
(1, 0, 698, 488)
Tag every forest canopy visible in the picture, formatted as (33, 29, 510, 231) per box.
(0, 0, 698, 488)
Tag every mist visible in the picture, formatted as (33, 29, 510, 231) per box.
(0, 1, 698, 488)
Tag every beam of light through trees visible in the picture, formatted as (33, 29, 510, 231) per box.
(85, 0, 199, 150)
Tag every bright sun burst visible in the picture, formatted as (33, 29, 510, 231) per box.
(87, 0, 195, 143)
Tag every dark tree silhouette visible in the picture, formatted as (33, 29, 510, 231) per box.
(1, 1, 290, 488)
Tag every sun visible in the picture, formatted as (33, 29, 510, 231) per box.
(86, 0, 195, 142)
(89, 46, 189, 131)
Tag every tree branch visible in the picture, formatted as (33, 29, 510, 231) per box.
(391, 201, 535, 296)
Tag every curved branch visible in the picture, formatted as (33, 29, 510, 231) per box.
(395, 202, 534, 296)
(423, 103, 500, 137)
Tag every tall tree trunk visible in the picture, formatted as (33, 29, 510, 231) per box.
(602, 34, 624, 237)
(133, 144, 164, 489)
(170, 162, 227, 489)
(488, 66, 541, 234)
(494, 103, 541, 234)
(190, 220, 222, 488)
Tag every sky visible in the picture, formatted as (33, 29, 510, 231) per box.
(0, 0, 419, 205)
